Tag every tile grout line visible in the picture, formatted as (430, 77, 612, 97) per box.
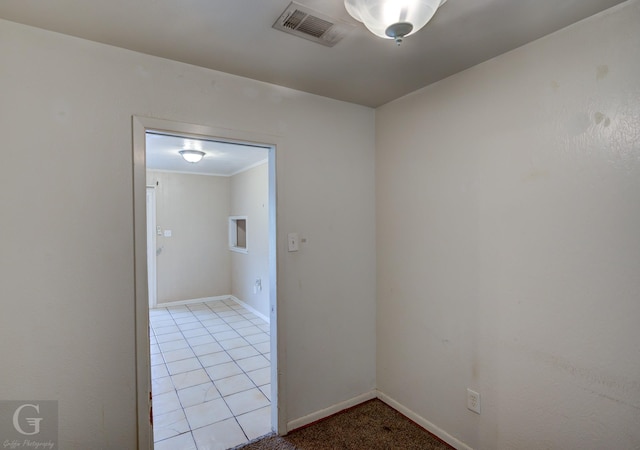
(151, 299, 272, 448)
(194, 300, 270, 442)
(187, 300, 271, 445)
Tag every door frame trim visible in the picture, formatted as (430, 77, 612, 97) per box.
(145, 186, 157, 309)
(132, 116, 284, 448)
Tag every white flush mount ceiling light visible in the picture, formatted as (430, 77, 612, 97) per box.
(344, 0, 447, 45)
(179, 150, 205, 163)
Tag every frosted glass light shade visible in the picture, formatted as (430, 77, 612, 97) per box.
(345, 0, 446, 41)
(179, 150, 205, 163)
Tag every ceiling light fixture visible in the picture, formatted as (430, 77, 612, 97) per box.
(179, 150, 205, 163)
(344, 0, 447, 45)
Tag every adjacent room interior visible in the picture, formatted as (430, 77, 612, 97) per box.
(145, 131, 274, 448)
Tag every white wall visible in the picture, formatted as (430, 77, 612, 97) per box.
(376, 1, 640, 449)
(147, 171, 230, 303)
(230, 163, 270, 318)
(0, 19, 376, 448)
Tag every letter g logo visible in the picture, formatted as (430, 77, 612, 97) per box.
(12, 403, 43, 435)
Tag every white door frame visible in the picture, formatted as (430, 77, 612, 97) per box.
(132, 116, 284, 449)
(146, 187, 157, 309)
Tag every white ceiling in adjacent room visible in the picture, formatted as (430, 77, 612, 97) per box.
(146, 132, 268, 177)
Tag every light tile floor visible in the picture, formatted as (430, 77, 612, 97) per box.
(150, 299, 272, 450)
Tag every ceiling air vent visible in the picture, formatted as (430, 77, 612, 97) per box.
(273, 2, 354, 47)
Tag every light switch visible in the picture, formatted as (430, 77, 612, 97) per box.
(156, 226, 162, 236)
(164, 230, 172, 237)
(288, 232, 299, 252)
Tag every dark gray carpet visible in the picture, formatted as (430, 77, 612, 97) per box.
(232, 399, 453, 450)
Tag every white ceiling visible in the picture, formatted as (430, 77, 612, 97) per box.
(0, 0, 625, 108)
(146, 132, 269, 176)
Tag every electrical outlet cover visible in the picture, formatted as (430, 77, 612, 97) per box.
(467, 388, 481, 414)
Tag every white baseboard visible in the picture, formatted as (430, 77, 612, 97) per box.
(153, 295, 231, 308)
(286, 390, 377, 432)
(286, 391, 470, 449)
(153, 302, 466, 449)
(376, 390, 472, 450)
(154, 295, 271, 324)
(229, 295, 270, 324)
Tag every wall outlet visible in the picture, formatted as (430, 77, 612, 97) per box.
(467, 388, 481, 414)
(254, 278, 262, 294)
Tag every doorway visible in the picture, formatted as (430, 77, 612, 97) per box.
(133, 117, 281, 449)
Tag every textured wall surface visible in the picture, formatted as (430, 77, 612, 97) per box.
(147, 171, 231, 303)
(0, 19, 376, 447)
(230, 163, 270, 318)
(376, 1, 640, 448)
